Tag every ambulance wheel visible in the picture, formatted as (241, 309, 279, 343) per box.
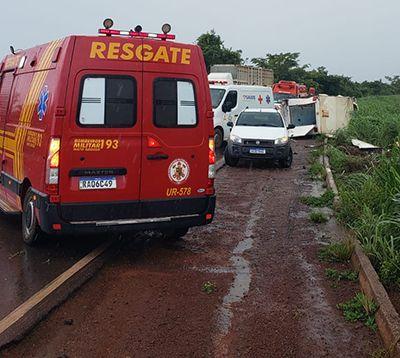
(214, 128, 224, 149)
(279, 148, 293, 168)
(22, 189, 42, 246)
(162, 227, 189, 240)
(224, 148, 239, 167)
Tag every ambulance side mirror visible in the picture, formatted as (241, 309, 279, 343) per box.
(222, 102, 232, 113)
(227, 121, 234, 128)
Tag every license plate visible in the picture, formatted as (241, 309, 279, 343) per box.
(79, 177, 116, 190)
(249, 148, 266, 154)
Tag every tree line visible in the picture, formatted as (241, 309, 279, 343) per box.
(197, 30, 400, 98)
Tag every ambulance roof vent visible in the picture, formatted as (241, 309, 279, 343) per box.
(99, 19, 175, 41)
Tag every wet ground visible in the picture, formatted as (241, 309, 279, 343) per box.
(0, 214, 104, 320)
(1, 139, 382, 357)
(215, 142, 226, 161)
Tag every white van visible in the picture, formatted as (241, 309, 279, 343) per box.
(210, 85, 274, 147)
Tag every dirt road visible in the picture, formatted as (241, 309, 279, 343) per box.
(2, 140, 380, 357)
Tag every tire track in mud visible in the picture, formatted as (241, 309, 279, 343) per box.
(213, 184, 265, 356)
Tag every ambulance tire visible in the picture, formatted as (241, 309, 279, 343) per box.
(279, 148, 293, 168)
(22, 189, 43, 246)
(224, 149, 239, 167)
(214, 128, 224, 149)
(162, 227, 189, 240)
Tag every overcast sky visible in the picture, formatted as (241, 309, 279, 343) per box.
(2, 0, 399, 81)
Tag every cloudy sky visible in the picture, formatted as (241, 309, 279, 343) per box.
(2, 0, 399, 81)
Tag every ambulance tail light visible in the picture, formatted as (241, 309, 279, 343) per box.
(207, 137, 215, 195)
(45, 138, 61, 194)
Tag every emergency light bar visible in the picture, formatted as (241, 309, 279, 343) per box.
(99, 28, 176, 40)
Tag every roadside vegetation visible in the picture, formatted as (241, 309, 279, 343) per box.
(309, 162, 326, 180)
(309, 211, 328, 224)
(202, 281, 217, 294)
(325, 268, 358, 283)
(337, 292, 378, 331)
(327, 95, 400, 290)
(319, 239, 355, 263)
(301, 189, 334, 208)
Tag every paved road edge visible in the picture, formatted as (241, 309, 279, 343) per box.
(323, 147, 400, 356)
(0, 239, 116, 348)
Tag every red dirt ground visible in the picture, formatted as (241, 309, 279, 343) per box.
(2, 140, 382, 357)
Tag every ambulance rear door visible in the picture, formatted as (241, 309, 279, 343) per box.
(59, 38, 144, 222)
(140, 43, 210, 218)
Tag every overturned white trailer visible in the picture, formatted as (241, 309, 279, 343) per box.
(281, 95, 356, 137)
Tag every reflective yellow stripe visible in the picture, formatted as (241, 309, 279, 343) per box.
(0, 39, 63, 181)
(14, 39, 63, 179)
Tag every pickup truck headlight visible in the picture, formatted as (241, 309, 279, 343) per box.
(230, 134, 242, 144)
(275, 136, 289, 145)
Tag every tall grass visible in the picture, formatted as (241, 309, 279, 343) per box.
(347, 96, 400, 148)
(329, 96, 400, 289)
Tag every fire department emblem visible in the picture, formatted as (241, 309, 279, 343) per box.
(168, 159, 190, 185)
(37, 85, 49, 121)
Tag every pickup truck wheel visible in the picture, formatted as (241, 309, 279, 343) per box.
(279, 148, 293, 168)
(224, 148, 239, 167)
(162, 227, 189, 240)
(22, 189, 43, 246)
(214, 128, 223, 149)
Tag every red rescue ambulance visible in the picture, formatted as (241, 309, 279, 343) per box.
(0, 20, 216, 245)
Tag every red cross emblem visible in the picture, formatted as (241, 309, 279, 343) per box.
(258, 95, 263, 104)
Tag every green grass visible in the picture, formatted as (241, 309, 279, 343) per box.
(319, 239, 355, 263)
(301, 190, 335, 208)
(347, 96, 400, 148)
(337, 292, 378, 331)
(310, 211, 328, 224)
(202, 281, 217, 294)
(325, 268, 358, 282)
(309, 147, 324, 161)
(309, 162, 326, 180)
(328, 96, 400, 289)
(326, 145, 371, 174)
(370, 348, 390, 358)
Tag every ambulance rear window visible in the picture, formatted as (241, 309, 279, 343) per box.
(153, 79, 197, 128)
(78, 76, 136, 127)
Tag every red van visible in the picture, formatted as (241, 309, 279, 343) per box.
(0, 21, 216, 244)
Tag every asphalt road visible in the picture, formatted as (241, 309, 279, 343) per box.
(1, 139, 382, 357)
(0, 214, 105, 320)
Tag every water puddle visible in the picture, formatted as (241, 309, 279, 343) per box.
(214, 189, 264, 345)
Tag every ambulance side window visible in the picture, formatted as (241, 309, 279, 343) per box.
(78, 76, 136, 127)
(153, 78, 197, 128)
(223, 91, 238, 112)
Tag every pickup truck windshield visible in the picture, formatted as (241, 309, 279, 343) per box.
(236, 112, 284, 127)
(210, 88, 226, 109)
